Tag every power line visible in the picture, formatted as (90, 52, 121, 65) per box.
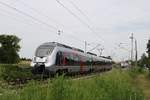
(15, 0, 61, 28)
(67, 0, 102, 39)
(55, 0, 105, 42)
(0, 1, 58, 31)
(55, 0, 93, 32)
(0, 1, 100, 49)
(14, 0, 85, 43)
(67, 0, 93, 25)
(19, 0, 87, 43)
(0, 1, 85, 44)
(17, 0, 103, 44)
(0, 7, 40, 27)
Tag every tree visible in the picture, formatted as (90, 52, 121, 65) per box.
(139, 53, 148, 68)
(146, 39, 150, 70)
(0, 35, 21, 63)
(147, 39, 150, 58)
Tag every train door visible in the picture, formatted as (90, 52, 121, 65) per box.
(62, 52, 67, 66)
(56, 51, 69, 66)
(56, 51, 63, 66)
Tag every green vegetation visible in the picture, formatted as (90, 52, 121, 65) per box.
(138, 39, 150, 67)
(133, 74, 150, 100)
(147, 39, 150, 58)
(0, 35, 21, 64)
(0, 64, 32, 84)
(0, 30, 150, 100)
(0, 69, 144, 100)
(128, 66, 144, 78)
(138, 39, 150, 77)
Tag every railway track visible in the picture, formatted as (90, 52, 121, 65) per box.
(7, 68, 111, 85)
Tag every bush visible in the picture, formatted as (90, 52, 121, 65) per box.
(128, 67, 144, 78)
(0, 64, 33, 83)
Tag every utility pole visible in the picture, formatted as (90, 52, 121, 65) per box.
(130, 33, 134, 61)
(135, 39, 138, 67)
(130, 33, 138, 67)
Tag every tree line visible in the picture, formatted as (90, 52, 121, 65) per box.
(0, 34, 150, 66)
(138, 39, 150, 68)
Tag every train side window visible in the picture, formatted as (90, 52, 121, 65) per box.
(65, 52, 70, 66)
(62, 52, 66, 66)
(68, 53, 74, 66)
(74, 55, 80, 66)
(70, 53, 74, 65)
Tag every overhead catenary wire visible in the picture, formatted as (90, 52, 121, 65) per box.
(14, 0, 61, 28)
(15, 0, 85, 43)
(0, 0, 109, 58)
(0, 0, 104, 52)
(67, 0, 93, 25)
(14, 0, 103, 44)
(0, 7, 43, 27)
(0, 1, 85, 44)
(55, 0, 105, 42)
(55, 0, 93, 32)
(0, 1, 58, 31)
(69, 1, 106, 43)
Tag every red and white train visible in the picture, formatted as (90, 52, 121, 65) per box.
(31, 42, 113, 74)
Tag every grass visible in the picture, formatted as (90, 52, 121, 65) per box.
(0, 69, 144, 100)
(133, 74, 150, 100)
(0, 64, 33, 84)
(0, 60, 31, 68)
(128, 66, 145, 78)
(126, 66, 150, 100)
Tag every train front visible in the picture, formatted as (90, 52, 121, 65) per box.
(31, 43, 56, 74)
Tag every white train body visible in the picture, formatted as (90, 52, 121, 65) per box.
(31, 42, 113, 74)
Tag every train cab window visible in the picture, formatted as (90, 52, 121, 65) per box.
(47, 48, 53, 55)
(35, 45, 54, 57)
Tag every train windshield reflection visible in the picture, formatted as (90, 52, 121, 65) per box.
(35, 45, 54, 57)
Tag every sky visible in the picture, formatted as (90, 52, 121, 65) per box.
(0, 0, 150, 61)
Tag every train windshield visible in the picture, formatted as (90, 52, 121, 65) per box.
(35, 45, 54, 57)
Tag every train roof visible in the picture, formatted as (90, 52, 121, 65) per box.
(99, 56, 112, 60)
(42, 42, 84, 53)
(87, 52, 97, 56)
(41, 42, 113, 62)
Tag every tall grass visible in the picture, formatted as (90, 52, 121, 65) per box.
(0, 69, 144, 100)
(128, 66, 145, 78)
(0, 64, 33, 83)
